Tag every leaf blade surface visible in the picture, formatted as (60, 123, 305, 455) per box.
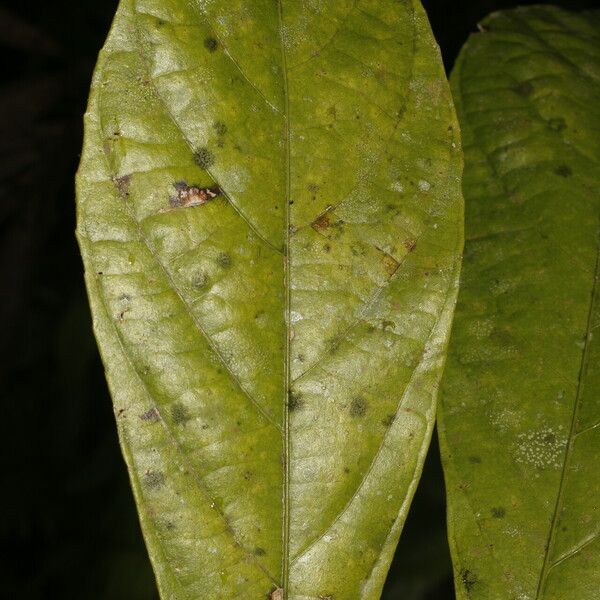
(438, 7, 600, 600)
(77, 1, 462, 597)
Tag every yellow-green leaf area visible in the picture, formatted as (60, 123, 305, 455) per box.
(438, 6, 600, 600)
(76, 0, 462, 598)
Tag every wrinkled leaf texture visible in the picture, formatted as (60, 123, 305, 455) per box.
(76, 0, 462, 598)
(438, 6, 600, 600)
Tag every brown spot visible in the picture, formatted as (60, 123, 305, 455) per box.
(170, 181, 220, 208)
(382, 254, 400, 276)
(312, 213, 331, 231)
(140, 408, 160, 422)
(404, 239, 417, 253)
(113, 174, 131, 198)
(254, 547, 266, 556)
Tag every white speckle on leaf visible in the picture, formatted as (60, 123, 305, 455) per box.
(418, 180, 431, 192)
(514, 426, 566, 469)
(391, 181, 404, 193)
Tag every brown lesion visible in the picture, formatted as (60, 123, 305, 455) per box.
(112, 174, 131, 198)
(169, 181, 221, 208)
(375, 246, 401, 277)
(404, 238, 417, 253)
(311, 206, 333, 232)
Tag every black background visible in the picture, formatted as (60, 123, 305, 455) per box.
(1, 1, 598, 598)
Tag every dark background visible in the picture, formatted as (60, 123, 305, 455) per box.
(1, 1, 598, 598)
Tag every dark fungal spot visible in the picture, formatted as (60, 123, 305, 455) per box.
(140, 408, 160, 422)
(350, 396, 367, 418)
(554, 164, 572, 178)
(460, 569, 478, 593)
(381, 320, 395, 331)
(288, 392, 303, 411)
(254, 547, 266, 556)
(216, 252, 232, 269)
(468, 455, 482, 464)
(213, 121, 227, 136)
(171, 402, 191, 425)
(548, 117, 566, 132)
(204, 37, 218, 52)
(514, 81, 533, 97)
(194, 147, 215, 169)
(491, 507, 506, 519)
(344, 467, 350, 474)
(144, 470, 165, 490)
(323, 243, 331, 253)
(382, 413, 395, 427)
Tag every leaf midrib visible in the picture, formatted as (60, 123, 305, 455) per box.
(277, 0, 292, 593)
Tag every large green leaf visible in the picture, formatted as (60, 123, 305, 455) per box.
(438, 7, 600, 600)
(76, 0, 462, 597)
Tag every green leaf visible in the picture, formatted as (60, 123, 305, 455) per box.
(76, 0, 462, 597)
(438, 6, 600, 600)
